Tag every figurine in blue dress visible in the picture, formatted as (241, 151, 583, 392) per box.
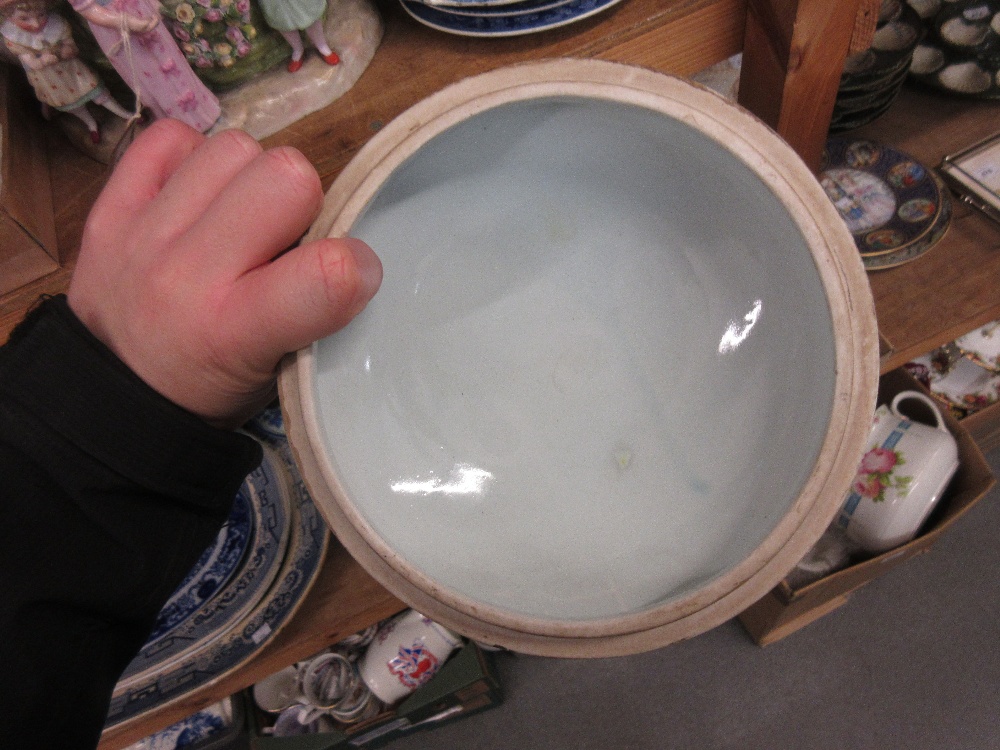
(258, 0, 339, 73)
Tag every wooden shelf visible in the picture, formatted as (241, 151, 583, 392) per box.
(846, 86, 1000, 373)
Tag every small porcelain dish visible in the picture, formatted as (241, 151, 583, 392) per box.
(279, 60, 879, 656)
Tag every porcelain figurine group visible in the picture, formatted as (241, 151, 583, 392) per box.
(1, 0, 340, 142)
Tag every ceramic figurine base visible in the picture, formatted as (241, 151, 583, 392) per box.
(53, 107, 143, 164)
(211, 0, 382, 141)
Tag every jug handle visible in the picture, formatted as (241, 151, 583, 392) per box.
(890, 390, 948, 432)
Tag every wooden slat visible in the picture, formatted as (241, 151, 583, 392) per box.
(738, 0, 864, 171)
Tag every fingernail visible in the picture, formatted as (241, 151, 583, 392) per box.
(345, 237, 383, 299)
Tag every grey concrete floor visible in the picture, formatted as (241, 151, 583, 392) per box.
(387, 445, 1000, 750)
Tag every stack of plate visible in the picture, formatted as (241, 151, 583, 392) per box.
(908, 0, 1000, 99)
(830, 0, 924, 133)
(105, 409, 329, 731)
(398, 0, 625, 38)
(819, 138, 952, 270)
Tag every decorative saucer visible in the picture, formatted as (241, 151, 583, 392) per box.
(820, 138, 952, 270)
(956, 318, 1000, 372)
(398, 0, 623, 36)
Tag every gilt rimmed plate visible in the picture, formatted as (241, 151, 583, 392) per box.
(399, 0, 623, 37)
(105, 442, 329, 730)
(114, 447, 292, 688)
(956, 319, 1000, 372)
(820, 139, 951, 270)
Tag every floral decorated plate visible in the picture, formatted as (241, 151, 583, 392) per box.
(955, 319, 1000, 372)
(910, 350, 1000, 414)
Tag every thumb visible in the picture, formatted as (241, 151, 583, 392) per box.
(225, 237, 383, 372)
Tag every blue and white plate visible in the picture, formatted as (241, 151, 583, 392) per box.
(114, 448, 293, 688)
(105, 435, 330, 730)
(414, 0, 575, 17)
(144, 491, 253, 644)
(399, 0, 624, 37)
(416, 0, 541, 6)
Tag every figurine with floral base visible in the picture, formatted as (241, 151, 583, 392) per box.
(160, 0, 290, 92)
(257, 0, 338, 73)
(1, 0, 131, 142)
(68, 0, 220, 131)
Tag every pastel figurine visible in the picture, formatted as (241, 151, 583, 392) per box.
(257, 0, 339, 73)
(1, 0, 132, 142)
(68, 0, 221, 131)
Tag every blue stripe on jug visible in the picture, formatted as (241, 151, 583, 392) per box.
(836, 420, 912, 529)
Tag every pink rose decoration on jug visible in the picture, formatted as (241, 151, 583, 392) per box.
(852, 445, 911, 503)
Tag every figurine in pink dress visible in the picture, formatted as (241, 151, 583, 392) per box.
(68, 0, 220, 131)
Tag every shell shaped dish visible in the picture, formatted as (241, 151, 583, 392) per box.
(279, 60, 879, 657)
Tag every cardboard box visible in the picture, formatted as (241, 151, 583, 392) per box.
(961, 399, 1000, 455)
(739, 368, 996, 646)
(0, 66, 59, 296)
(249, 643, 502, 749)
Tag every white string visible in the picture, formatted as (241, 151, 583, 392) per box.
(114, 7, 143, 123)
(108, 3, 145, 161)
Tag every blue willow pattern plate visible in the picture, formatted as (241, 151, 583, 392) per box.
(399, 0, 624, 36)
(414, 0, 545, 7)
(105, 426, 330, 730)
(418, 0, 576, 17)
(115, 448, 292, 688)
(144, 490, 253, 644)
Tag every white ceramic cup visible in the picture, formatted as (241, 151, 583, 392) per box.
(835, 390, 959, 554)
(358, 610, 462, 704)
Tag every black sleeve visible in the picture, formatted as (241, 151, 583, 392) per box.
(0, 296, 263, 750)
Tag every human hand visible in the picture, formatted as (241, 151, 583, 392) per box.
(67, 119, 382, 428)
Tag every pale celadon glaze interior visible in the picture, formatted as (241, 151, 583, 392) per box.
(309, 96, 837, 623)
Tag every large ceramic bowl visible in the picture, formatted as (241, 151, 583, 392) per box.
(279, 60, 879, 656)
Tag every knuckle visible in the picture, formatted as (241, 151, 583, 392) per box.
(316, 242, 364, 313)
(213, 127, 263, 161)
(264, 147, 323, 205)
